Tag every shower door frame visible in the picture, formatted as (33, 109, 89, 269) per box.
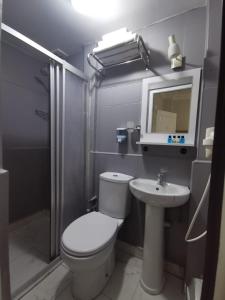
(1, 23, 88, 298)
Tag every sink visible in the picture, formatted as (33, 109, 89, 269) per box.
(129, 178, 190, 207)
(129, 178, 190, 295)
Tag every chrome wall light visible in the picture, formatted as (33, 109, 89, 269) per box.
(168, 34, 183, 69)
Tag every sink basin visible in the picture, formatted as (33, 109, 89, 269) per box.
(129, 178, 190, 208)
(129, 178, 190, 295)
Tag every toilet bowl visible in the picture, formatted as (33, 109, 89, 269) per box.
(61, 172, 133, 300)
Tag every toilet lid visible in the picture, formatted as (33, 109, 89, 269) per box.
(61, 212, 118, 257)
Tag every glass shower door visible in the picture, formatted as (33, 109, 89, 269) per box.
(1, 24, 87, 297)
(60, 68, 86, 233)
(1, 35, 52, 295)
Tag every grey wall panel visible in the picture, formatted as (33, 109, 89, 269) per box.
(182, 8, 207, 67)
(207, 0, 223, 57)
(95, 81, 142, 154)
(84, 7, 207, 268)
(185, 160, 211, 282)
(185, 0, 223, 281)
(196, 0, 222, 160)
(68, 49, 84, 72)
(3, 148, 50, 222)
(61, 71, 85, 231)
(0, 0, 11, 297)
(197, 87, 218, 159)
(1, 43, 51, 223)
(0, 171, 11, 300)
(1, 44, 50, 148)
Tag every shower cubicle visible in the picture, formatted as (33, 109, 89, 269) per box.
(0, 23, 87, 297)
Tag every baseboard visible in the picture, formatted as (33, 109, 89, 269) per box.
(116, 240, 184, 279)
(116, 239, 143, 259)
(165, 261, 185, 279)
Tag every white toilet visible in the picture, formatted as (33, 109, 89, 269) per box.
(61, 172, 133, 300)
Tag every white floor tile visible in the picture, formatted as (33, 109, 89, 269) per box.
(56, 286, 111, 300)
(22, 264, 72, 300)
(132, 274, 185, 300)
(9, 211, 50, 293)
(10, 248, 48, 293)
(9, 214, 50, 258)
(95, 295, 111, 300)
(101, 261, 141, 300)
(20, 256, 185, 300)
(36, 264, 72, 298)
(9, 236, 33, 262)
(56, 286, 74, 300)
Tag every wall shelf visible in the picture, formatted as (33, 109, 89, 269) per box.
(87, 35, 150, 76)
(136, 141, 194, 147)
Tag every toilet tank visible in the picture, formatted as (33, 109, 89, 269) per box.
(98, 172, 133, 219)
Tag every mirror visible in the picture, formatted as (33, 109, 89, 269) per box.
(140, 69, 201, 146)
(149, 85, 192, 134)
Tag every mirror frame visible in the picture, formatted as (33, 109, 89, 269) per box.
(140, 68, 201, 146)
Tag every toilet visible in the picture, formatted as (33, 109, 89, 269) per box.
(61, 172, 133, 300)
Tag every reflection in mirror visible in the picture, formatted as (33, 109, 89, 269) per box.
(149, 85, 192, 134)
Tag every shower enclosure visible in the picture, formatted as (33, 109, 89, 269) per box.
(1, 24, 87, 298)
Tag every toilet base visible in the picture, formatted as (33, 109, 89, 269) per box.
(71, 249, 115, 300)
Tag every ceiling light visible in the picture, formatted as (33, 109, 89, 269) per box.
(71, 0, 119, 20)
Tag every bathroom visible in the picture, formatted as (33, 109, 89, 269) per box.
(0, 0, 224, 299)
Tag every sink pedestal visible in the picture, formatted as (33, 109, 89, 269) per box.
(141, 205, 165, 295)
(129, 178, 190, 295)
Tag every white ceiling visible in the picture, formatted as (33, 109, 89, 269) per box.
(3, 0, 206, 56)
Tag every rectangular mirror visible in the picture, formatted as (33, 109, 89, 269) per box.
(140, 69, 201, 146)
(149, 84, 192, 134)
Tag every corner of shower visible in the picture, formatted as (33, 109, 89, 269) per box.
(1, 24, 87, 299)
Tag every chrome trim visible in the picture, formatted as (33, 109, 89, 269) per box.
(50, 62, 57, 259)
(90, 150, 143, 157)
(60, 67, 66, 235)
(1, 23, 88, 82)
(12, 258, 62, 300)
(87, 34, 151, 75)
(0, 170, 11, 300)
(55, 64, 61, 255)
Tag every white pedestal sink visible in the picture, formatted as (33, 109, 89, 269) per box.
(129, 178, 190, 295)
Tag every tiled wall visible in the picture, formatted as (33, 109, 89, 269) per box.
(83, 7, 208, 268)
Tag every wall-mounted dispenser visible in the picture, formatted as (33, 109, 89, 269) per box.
(203, 127, 214, 158)
(116, 128, 128, 143)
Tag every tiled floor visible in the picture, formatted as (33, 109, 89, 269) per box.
(9, 211, 50, 294)
(21, 254, 185, 300)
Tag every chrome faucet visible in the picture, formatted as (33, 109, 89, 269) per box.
(157, 169, 167, 186)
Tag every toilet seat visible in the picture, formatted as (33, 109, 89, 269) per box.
(61, 212, 118, 257)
